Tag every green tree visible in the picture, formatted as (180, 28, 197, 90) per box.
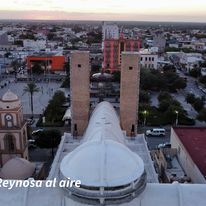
(35, 129, 61, 157)
(44, 91, 66, 123)
(199, 75, 206, 84)
(197, 108, 206, 122)
(23, 82, 40, 118)
(31, 62, 44, 75)
(189, 68, 201, 78)
(139, 90, 150, 103)
(186, 93, 196, 104)
(11, 60, 21, 79)
(193, 98, 204, 112)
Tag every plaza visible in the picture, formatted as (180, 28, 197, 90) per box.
(0, 78, 65, 116)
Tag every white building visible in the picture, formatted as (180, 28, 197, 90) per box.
(23, 39, 46, 50)
(102, 22, 119, 41)
(180, 53, 203, 72)
(140, 49, 158, 69)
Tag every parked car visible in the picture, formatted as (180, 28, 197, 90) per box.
(32, 128, 44, 135)
(157, 142, 171, 149)
(28, 139, 37, 149)
(26, 118, 35, 126)
(146, 128, 166, 137)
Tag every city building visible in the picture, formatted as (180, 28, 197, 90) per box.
(27, 52, 65, 72)
(171, 127, 206, 183)
(23, 39, 46, 50)
(139, 49, 158, 69)
(153, 33, 166, 53)
(0, 31, 9, 45)
(103, 35, 140, 72)
(102, 22, 119, 41)
(0, 90, 28, 166)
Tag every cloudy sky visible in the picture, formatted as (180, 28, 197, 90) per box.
(0, 0, 206, 22)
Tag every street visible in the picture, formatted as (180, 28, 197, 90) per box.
(138, 126, 171, 150)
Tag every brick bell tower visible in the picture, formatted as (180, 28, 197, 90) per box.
(0, 90, 28, 166)
(70, 51, 90, 137)
(120, 52, 140, 137)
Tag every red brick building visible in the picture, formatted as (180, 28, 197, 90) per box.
(103, 36, 141, 73)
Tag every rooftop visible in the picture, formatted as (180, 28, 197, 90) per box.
(173, 127, 206, 178)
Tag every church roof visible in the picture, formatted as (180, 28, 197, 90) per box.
(1, 90, 19, 102)
(0, 157, 35, 180)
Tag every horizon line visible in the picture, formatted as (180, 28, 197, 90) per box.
(0, 18, 206, 24)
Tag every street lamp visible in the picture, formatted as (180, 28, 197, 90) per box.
(175, 110, 179, 126)
(143, 110, 147, 126)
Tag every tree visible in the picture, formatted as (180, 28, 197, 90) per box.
(23, 82, 40, 118)
(44, 91, 66, 123)
(197, 108, 206, 122)
(193, 98, 204, 112)
(189, 68, 201, 78)
(186, 93, 196, 104)
(158, 92, 172, 102)
(35, 129, 61, 157)
(112, 71, 121, 82)
(139, 90, 150, 103)
(64, 61, 70, 75)
(31, 62, 44, 75)
(199, 75, 206, 84)
(11, 60, 21, 79)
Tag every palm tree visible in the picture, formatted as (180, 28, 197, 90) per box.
(24, 82, 40, 118)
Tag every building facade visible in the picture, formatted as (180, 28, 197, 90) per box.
(120, 52, 140, 136)
(171, 127, 206, 183)
(27, 54, 65, 72)
(70, 51, 90, 137)
(0, 90, 28, 166)
(102, 22, 119, 41)
(103, 36, 141, 72)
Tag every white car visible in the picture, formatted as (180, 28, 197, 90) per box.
(32, 129, 44, 135)
(146, 128, 166, 137)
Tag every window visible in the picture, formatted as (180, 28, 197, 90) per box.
(77, 64, 81, 68)
(129, 66, 133, 70)
(4, 134, 16, 152)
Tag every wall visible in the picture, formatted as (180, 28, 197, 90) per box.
(170, 128, 206, 183)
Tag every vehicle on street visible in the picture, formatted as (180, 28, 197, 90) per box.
(32, 128, 44, 135)
(28, 139, 37, 149)
(157, 142, 171, 149)
(146, 128, 166, 137)
(26, 118, 35, 125)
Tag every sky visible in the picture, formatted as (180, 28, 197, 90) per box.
(0, 0, 206, 22)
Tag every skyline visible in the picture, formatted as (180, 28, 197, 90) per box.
(0, 0, 206, 22)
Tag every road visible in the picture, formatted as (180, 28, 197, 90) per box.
(138, 126, 171, 150)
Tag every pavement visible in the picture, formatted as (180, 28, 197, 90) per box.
(0, 77, 63, 115)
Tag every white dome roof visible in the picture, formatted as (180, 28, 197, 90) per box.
(60, 139, 144, 187)
(0, 158, 35, 180)
(84, 101, 125, 144)
(2, 90, 19, 102)
(0, 90, 21, 109)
